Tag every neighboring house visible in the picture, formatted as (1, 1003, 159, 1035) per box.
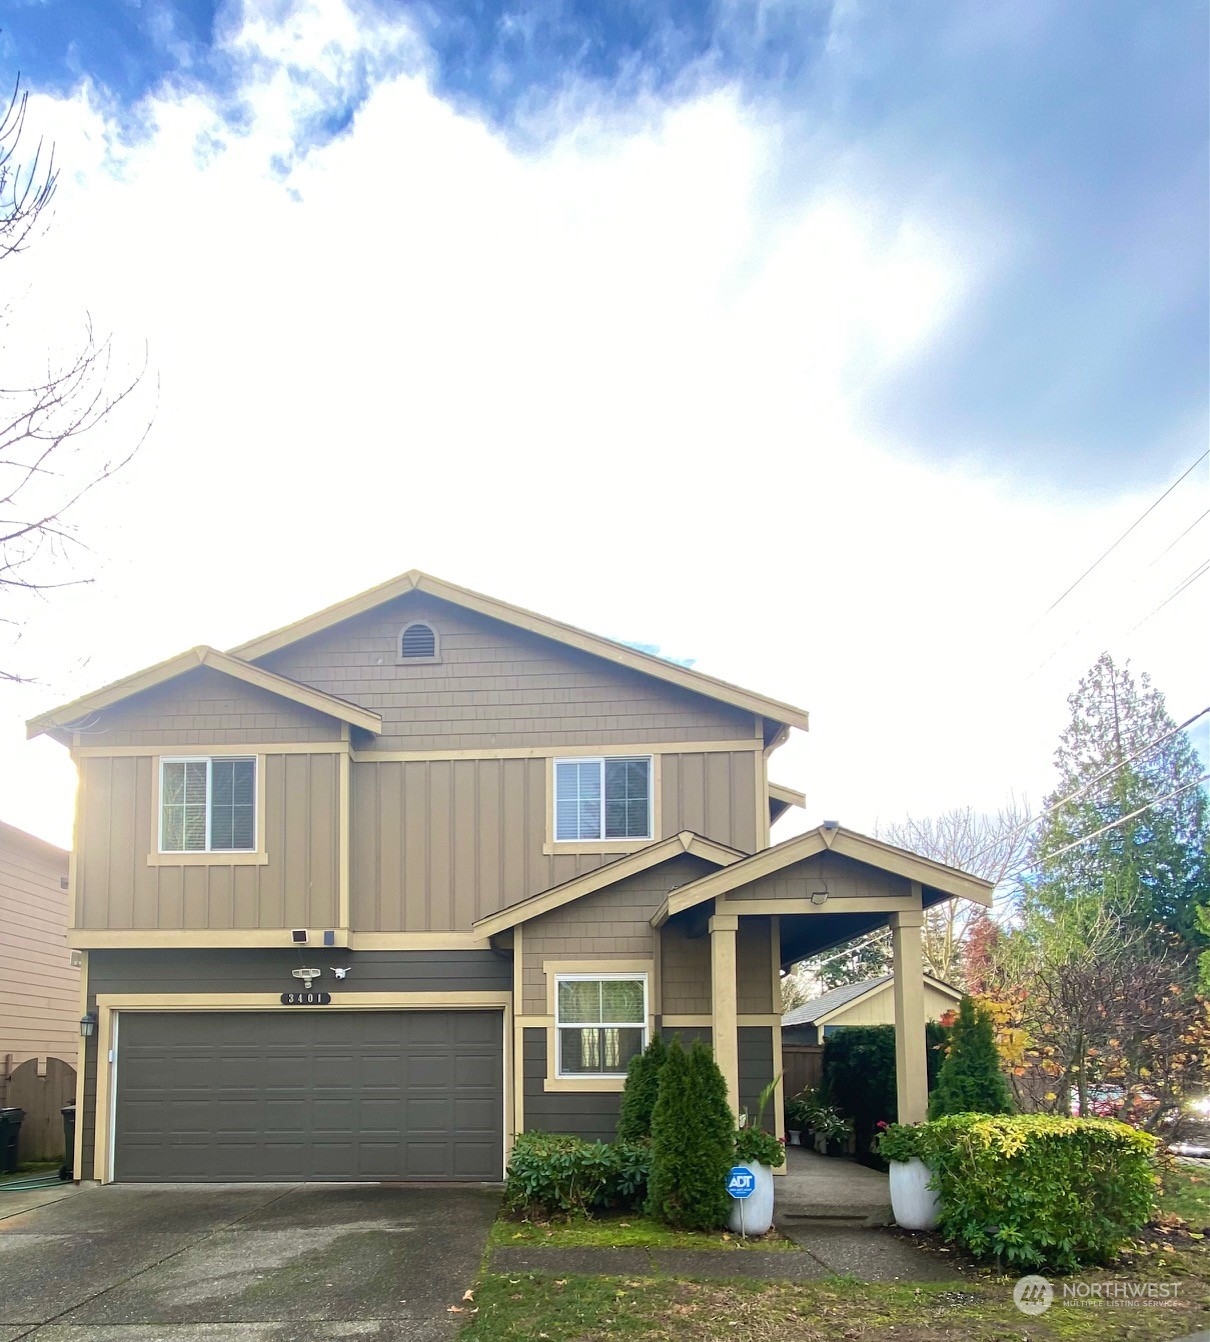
(28, 569, 993, 1185)
(0, 821, 78, 1071)
(782, 974, 964, 1045)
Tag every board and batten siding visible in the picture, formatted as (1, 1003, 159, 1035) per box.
(256, 594, 757, 751)
(350, 754, 758, 932)
(0, 824, 77, 1067)
(77, 666, 343, 748)
(76, 753, 340, 931)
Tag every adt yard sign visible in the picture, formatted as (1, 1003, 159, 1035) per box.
(727, 1166, 756, 1199)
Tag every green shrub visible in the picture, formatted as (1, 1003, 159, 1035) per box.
(734, 1125, 786, 1167)
(923, 1113, 1158, 1272)
(876, 1122, 926, 1163)
(822, 1023, 949, 1155)
(648, 1039, 733, 1230)
(929, 997, 1013, 1118)
(504, 1132, 650, 1217)
(616, 1033, 667, 1143)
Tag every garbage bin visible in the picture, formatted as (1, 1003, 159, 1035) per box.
(0, 1108, 23, 1174)
(60, 1106, 76, 1181)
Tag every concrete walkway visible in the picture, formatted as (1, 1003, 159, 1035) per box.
(775, 1146, 893, 1226)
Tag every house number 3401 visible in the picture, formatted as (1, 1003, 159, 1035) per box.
(280, 991, 332, 1006)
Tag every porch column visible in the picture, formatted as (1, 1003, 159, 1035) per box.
(890, 908, 928, 1124)
(709, 913, 740, 1118)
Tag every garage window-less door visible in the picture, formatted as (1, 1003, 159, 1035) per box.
(112, 1011, 503, 1183)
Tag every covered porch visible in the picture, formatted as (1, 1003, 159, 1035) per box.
(651, 823, 994, 1129)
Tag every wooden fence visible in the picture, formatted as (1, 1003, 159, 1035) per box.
(0, 1058, 76, 1161)
(782, 1044, 823, 1099)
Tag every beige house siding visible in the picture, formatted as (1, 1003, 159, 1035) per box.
(726, 852, 910, 902)
(257, 595, 757, 751)
(660, 921, 711, 1015)
(76, 753, 340, 931)
(77, 666, 343, 748)
(0, 824, 77, 1066)
(824, 978, 958, 1028)
(350, 752, 761, 932)
(521, 855, 717, 1015)
(736, 916, 775, 1014)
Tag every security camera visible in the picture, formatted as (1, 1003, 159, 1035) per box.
(332, 966, 351, 981)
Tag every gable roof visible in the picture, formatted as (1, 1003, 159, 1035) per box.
(782, 973, 963, 1027)
(651, 823, 995, 927)
(230, 569, 809, 734)
(0, 818, 69, 866)
(472, 831, 746, 939)
(27, 646, 384, 744)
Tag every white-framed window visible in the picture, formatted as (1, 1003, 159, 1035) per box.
(555, 973, 647, 1076)
(554, 756, 652, 842)
(159, 757, 256, 853)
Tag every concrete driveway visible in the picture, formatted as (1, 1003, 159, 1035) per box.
(0, 1183, 499, 1341)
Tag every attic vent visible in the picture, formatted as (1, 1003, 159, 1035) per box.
(399, 621, 438, 661)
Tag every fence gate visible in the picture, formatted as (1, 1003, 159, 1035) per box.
(782, 1044, 823, 1098)
(0, 1058, 76, 1161)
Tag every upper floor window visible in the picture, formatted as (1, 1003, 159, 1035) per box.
(160, 757, 256, 853)
(554, 756, 652, 842)
(399, 621, 439, 661)
(556, 974, 647, 1076)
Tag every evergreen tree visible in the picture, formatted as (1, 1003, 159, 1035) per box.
(647, 1039, 733, 1230)
(929, 995, 1013, 1118)
(616, 1033, 667, 1143)
(1028, 653, 1208, 950)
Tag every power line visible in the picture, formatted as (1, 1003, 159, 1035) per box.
(1125, 558, 1210, 635)
(1146, 508, 1210, 569)
(963, 705, 1210, 871)
(1038, 773, 1210, 866)
(1028, 449, 1209, 631)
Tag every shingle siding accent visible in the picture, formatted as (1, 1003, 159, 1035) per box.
(521, 855, 716, 1014)
(87, 666, 342, 747)
(738, 1026, 775, 1130)
(522, 1028, 621, 1143)
(258, 594, 755, 751)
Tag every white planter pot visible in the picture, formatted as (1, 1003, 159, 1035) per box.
(888, 1157, 941, 1231)
(787, 1130, 802, 1146)
(727, 1162, 775, 1236)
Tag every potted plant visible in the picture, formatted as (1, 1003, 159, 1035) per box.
(730, 1125, 785, 1235)
(729, 1078, 786, 1236)
(784, 1094, 813, 1145)
(811, 1106, 853, 1156)
(876, 1122, 940, 1230)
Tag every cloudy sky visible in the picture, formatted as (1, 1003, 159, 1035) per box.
(1, 0, 1207, 849)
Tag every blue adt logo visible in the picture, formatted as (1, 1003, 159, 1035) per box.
(726, 1166, 756, 1199)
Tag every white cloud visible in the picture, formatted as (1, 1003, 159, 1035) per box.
(2, 0, 1205, 848)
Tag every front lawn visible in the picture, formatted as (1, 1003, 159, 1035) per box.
(1160, 1161, 1210, 1230)
(461, 1255, 1210, 1342)
(490, 1214, 795, 1252)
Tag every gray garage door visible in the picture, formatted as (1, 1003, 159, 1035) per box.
(113, 1011, 503, 1182)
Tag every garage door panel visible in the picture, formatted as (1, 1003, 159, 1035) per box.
(113, 1011, 503, 1182)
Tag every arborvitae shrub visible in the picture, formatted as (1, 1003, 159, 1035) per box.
(929, 996, 1013, 1118)
(616, 1033, 667, 1143)
(647, 1039, 733, 1230)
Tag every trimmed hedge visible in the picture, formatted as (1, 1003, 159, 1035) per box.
(822, 1023, 948, 1159)
(929, 996, 1013, 1118)
(503, 1132, 650, 1217)
(924, 1113, 1158, 1272)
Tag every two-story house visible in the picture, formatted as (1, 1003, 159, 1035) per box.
(28, 571, 991, 1185)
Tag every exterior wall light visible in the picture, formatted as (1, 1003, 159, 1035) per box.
(810, 888, 829, 906)
(79, 1011, 97, 1038)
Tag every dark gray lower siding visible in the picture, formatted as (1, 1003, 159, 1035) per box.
(81, 948, 511, 1180)
(522, 1029, 620, 1143)
(738, 1026, 775, 1129)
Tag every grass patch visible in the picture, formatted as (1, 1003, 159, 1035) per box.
(462, 1249, 1210, 1341)
(1160, 1162, 1210, 1230)
(0, 1160, 62, 1185)
(489, 1213, 794, 1251)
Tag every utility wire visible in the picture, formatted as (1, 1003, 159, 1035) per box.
(1125, 558, 1210, 635)
(1037, 774, 1210, 866)
(1146, 508, 1210, 568)
(963, 705, 1210, 872)
(1027, 449, 1209, 631)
